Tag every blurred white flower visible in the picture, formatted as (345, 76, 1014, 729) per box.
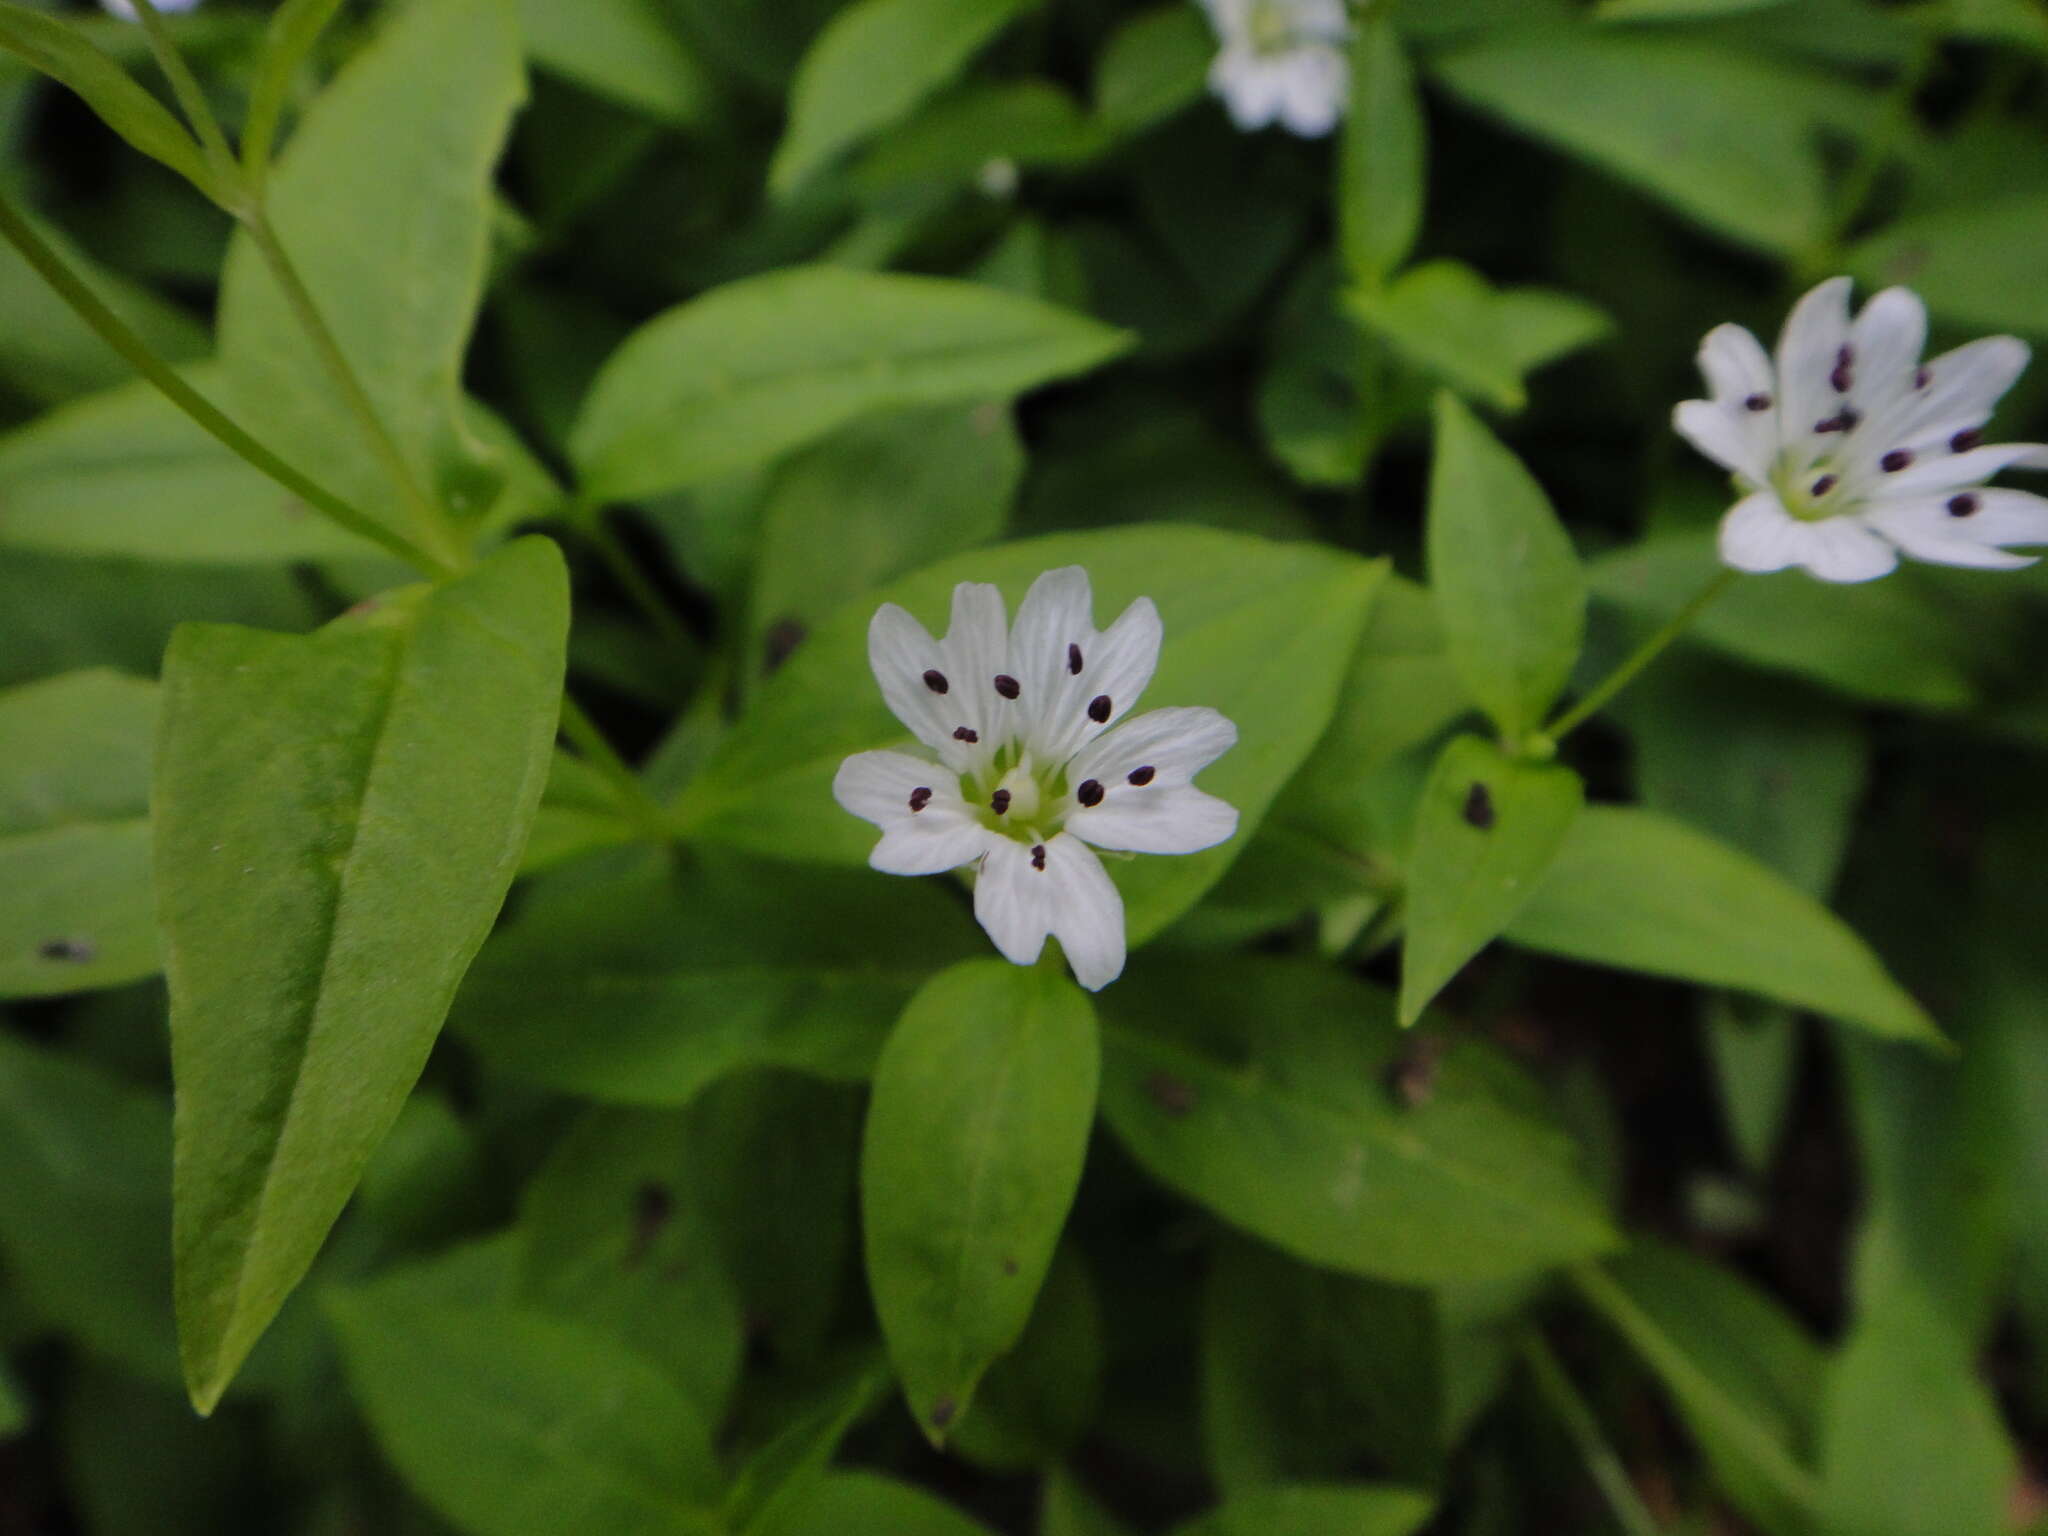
(101, 0, 203, 18)
(1197, 0, 1350, 138)
(1676, 276, 2048, 583)
(835, 567, 1239, 992)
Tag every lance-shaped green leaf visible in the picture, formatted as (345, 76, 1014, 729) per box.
(1095, 5, 1209, 133)
(517, 0, 717, 128)
(862, 959, 1099, 1444)
(216, 0, 526, 544)
(756, 1472, 997, 1536)
(327, 1285, 722, 1536)
(1504, 806, 1943, 1045)
(158, 536, 569, 1413)
(571, 267, 1130, 502)
(1172, 1485, 1436, 1536)
(1399, 735, 1584, 1025)
(1425, 394, 1584, 744)
(240, 0, 346, 180)
(1338, 17, 1425, 287)
(0, 669, 159, 998)
(1100, 957, 1617, 1284)
(0, 4, 219, 200)
(769, 0, 1034, 195)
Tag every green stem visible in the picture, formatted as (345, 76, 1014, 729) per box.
(1520, 1331, 1664, 1536)
(584, 509, 696, 660)
(243, 213, 466, 571)
(127, 0, 241, 194)
(1538, 567, 1739, 748)
(0, 189, 441, 574)
(559, 695, 677, 848)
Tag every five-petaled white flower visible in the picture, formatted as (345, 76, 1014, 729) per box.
(1197, 0, 1350, 138)
(101, 0, 202, 18)
(1676, 276, 2048, 583)
(834, 567, 1240, 992)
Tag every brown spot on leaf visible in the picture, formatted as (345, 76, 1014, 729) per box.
(1145, 1071, 1197, 1116)
(1387, 1037, 1448, 1108)
(627, 1183, 673, 1267)
(1001, 1257, 1019, 1276)
(929, 1395, 958, 1430)
(37, 937, 96, 964)
(1463, 783, 1495, 830)
(762, 618, 807, 675)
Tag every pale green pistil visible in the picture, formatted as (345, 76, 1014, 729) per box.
(1771, 456, 1848, 522)
(975, 752, 1069, 843)
(1248, 0, 1297, 53)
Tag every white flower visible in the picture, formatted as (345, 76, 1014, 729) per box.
(834, 567, 1240, 992)
(1198, 0, 1350, 138)
(1675, 276, 2048, 583)
(101, 0, 202, 18)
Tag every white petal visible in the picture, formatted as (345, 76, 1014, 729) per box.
(1846, 287, 1927, 409)
(1031, 596, 1163, 764)
(1068, 784, 1239, 857)
(1717, 491, 1805, 573)
(834, 751, 990, 875)
(868, 603, 959, 758)
(1272, 47, 1347, 137)
(1800, 517, 1899, 583)
(974, 838, 1055, 968)
(1862, 488, 2048, 569)
(1068, 706, 1238, 787)
(1698, 323, 1775, 407)
(1010, 566, 1094, 732)
(1874, 442, 2048, 495)
(1776, 276, 1855, 446)
(1210, 50, 1282, 129)
(1043, 836, 1126, 991)
(1892, 336, 2032, 451)
(938, 582, 1010, 773)
(1674, 398, 1771, 485)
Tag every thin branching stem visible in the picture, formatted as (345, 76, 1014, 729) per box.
(1520, 1330, 1665, 1536)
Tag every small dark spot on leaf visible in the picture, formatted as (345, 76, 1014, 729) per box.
(627, 1183, 673, 1267)
(762, 618, 807, 675)
(929, 1395, 958, 1430)
(1001, 1257, 1019, 1277)
(1463, 783, 1495, 830)
(1386, 1037, 1448, 1109)
(1145, 1071, 1197, 1116)
(38, 937, 96, 964)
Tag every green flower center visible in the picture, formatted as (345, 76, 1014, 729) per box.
(968, 745, 1071, 844)
(1248, 0, 1297, 53)
(1772, 458, 1848, 522)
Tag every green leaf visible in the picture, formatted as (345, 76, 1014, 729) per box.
(853, 82, 1108, 192)
(1852, 193, 2048, 338)
(1595, 0, 1795, 18)
(949, 1244, 1104, 1470)
(0, 1361, 21, 1438)
(516, 1109, 745, 1423)
(1504, 806, 1944, 1045)
(1430, 34, 1843, 256)
(570, 268, 1130, 503)
(517, 0, 717, 127)
(0, 1033, 178, 1384)
(0, 669, 159, 997)
(240, 0, 346, 180)
(0, 4, 219, 200)
(1426, 393, 1585, 743)
(675, 526, 1381, 944)
(215, 0, 527, 546)
(1399, 735, 1585, 1026)
(1591, 533, 1979, 709)
(454, 850, 982, 1103)
(1338, 18, 1425, 287)
(1043, 1475, 1135, 1536)
(1099, 956, 1618, 1284)
(1819, 1287, 2014, 1536)
(745, 404, 1023, 705)
(1352, 261, 1611, 413)
(58, 1364, 258, 1536)
(724, 1362, 891, 1534)
(768, 0, 1033, 195)
(862, 959, 1099, 1443)
(1573, 1248, 1824, 1535)
(1095, 4, 1210, 132)
(1171, 1485, 1436, 1536)
(756, 1472, 996, 1536)
(327, 1286, 722, 1536)
(159, 536, 570, 1412)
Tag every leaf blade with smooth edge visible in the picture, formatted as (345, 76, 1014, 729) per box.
(0, 669, 160, 997)
(0, 4, 218, 200)
(159, 536, 570, 1413)
(755, 1471, 997, 1536)
(570, 267, 1130, 503)
(1504, 805, 1944, 1045)
(1852, 192, 2048, 338)
(215, 0, 526, 544)
(326, 1288, 723, 1536)
(769, 0, 1034, 196)
(516, 0, 717, 128)
(1426, 393, 1585, 743)
(1171, 1484, 1436, 1536)
(1094, 4, 1210, 132)
(1399, 735, 1584, 1025)
(862, 959, 1099, 1443)
(676, 526, 1380, 945)
(1100, 956, 1618, 1284)
(1338, 17, 1425, 287)
(240, 0, 346, 180)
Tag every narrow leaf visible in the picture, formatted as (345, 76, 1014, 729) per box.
(862, 959, 1099, 1443)
(160, 537, 569, 1412)
(516, 0, 718, 128)
(1172, 1485, 1436, 1536)
(1338, 17, 1425, 287)
(1399, 735, 1584, 1025)
(240, 0, 346, 180)
(1504, 806, 1944, 1045)
(1425, 393, 1585, 743)
(570, 267, 1130, 503)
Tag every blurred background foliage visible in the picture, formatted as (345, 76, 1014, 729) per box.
(3, 0, 2048, 1532)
